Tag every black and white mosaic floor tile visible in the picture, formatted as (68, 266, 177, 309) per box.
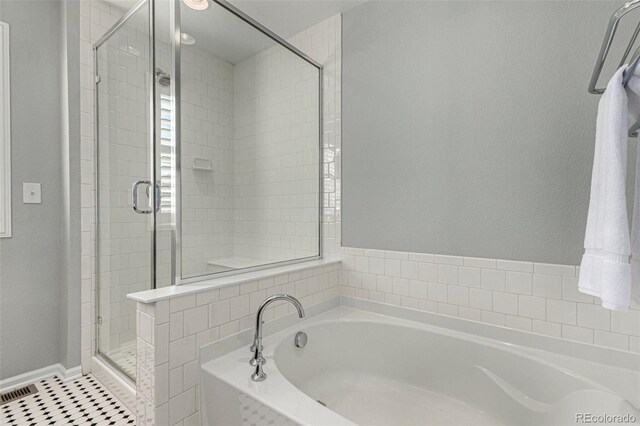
(1, 374, 135, 425)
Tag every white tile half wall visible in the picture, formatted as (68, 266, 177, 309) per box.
(341, 247, 640, 353)
(135, 263, 340, 425)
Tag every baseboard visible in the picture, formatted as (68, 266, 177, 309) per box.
(0, 363, 82, 392)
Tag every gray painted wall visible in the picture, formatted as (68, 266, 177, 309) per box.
(342, 1, 635, 265)
(0, 0, 80, 380)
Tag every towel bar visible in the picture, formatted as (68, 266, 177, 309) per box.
(589, 0, 640, 136)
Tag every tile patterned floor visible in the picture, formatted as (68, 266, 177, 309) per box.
(1, 374, 135, 425)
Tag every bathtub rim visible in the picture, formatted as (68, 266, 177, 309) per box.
(201, 296, 639, 371)
(199, 297, 640, 425)
(341, 297, 639, 370)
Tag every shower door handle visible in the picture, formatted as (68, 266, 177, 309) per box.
(146, 182, 161, 213)
(132, 180, 153, 214)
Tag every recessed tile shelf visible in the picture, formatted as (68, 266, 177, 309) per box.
(192, 157, 212, 171)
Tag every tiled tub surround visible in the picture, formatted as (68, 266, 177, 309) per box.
(341, 247, 640, 353)
(132, 261, 341, 426)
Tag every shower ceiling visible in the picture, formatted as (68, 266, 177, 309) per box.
(105, 0, 366, 61)
(228, 0, 367, 38)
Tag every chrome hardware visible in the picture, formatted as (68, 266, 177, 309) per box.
(131, 180, 160, 214)
(249, 349, 266, 367)
(132, 180, 152, 214)
(249, 341, 262, 353)
(588, 0, 640, 135)
(294, 331, 307, 348)
(250, 294, 305, 382)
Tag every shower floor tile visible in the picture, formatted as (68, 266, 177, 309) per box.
(1, 374, 135, 425)
(105, 341, 137, 380)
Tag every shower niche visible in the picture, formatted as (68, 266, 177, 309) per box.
(93, 0, 321, 381)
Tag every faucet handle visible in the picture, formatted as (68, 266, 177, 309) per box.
(249, 354, 266, 366)
(250, 344, 266, 366)
(249, 340, 262, 353)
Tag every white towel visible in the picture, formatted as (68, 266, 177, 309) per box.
(579, 66, 632, 311)
(626, 69, 640, 306)
(631, 142, 640, 305)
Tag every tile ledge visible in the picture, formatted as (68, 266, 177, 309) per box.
(126, 257, 342, 304)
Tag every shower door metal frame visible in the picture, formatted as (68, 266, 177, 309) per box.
(93, 0, 158, 382)
(172, 0, 325, 285)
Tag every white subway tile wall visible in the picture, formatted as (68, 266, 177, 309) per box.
(233, 43, 320, 263)
(135, 263, 341, 425)
(180, 44, 236, 276)
(294, 16, 343, 258)
(341, 247, 640, 352)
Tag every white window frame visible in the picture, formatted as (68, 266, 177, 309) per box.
(0, 21, 10, 238)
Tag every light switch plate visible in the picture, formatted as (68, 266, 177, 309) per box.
(23, 183, 42, 204)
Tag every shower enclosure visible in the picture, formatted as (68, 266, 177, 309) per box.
(93, 0, 322, 381)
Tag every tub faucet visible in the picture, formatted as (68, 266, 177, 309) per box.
(250, 294, 305, 382)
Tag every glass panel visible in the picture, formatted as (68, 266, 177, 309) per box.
(95, 1, 151, 381)
(153, 0, 176, 288)
(179, 1, 321, 280)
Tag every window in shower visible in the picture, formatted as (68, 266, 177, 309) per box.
(159, 93, 175, 214)
(176, 1, 322, 281)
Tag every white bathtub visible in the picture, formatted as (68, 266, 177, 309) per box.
(201, 301, 640, 425)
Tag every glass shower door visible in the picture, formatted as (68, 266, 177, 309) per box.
(94, 0, 155, 381)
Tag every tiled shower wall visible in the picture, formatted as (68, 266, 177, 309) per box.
(341, 247, 640, 353)
(233, 44, 321, 262)
(180, 44, 236, 277)
(182, 39, 324, 275)
(291, 16, 342, 258)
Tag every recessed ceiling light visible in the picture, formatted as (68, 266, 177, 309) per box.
(183, 0, 209, 11)
(181, 33, 196, 46)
